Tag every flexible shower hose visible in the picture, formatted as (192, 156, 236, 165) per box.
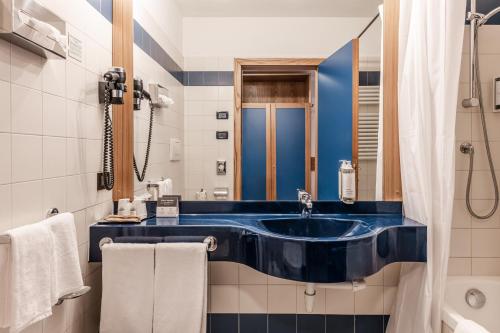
(133, 98, 154, 182)
(464, 24, 499, 219)
(103, 86, 114, 190)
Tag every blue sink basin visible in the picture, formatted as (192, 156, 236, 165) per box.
(259, 217, 368, 238)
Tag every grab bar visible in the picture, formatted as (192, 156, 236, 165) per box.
(99, 235, 218, 252)
(0, 207, 91, 305)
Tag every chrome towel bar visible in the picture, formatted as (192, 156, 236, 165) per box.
(99, 235, 218, 252)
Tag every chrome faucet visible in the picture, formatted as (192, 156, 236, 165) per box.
(297, 189, 313, 218)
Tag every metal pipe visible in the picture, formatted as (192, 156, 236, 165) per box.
(479, 6, 500, 26)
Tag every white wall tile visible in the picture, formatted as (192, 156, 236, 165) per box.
(210, 285, 239, 313)
(239, 285, 267, 313)
(0, 133, 11, 185)
(43, 136, 67, 178)
(0, 39, 10, 82)
(354, 286, 383, 314)
(43, 93, 66, 137)
(66, 100, 86, 138)
(239, 264, 268, 284)
(448, 257, 471, 276)
(450, 229, 471, 258)
(42, 55, 66, 97)
(0, 184, 12, 232)
(11, 85, 43, 135)
(325, 289, 354, 314)
(0, 80, 11, 133)
(42, 177, 67, 214)
(66, 62, 86, 102)
(11, 180, 43, 227)
(11, 134, 42, 183)
(10, 45, 42, 90)
(472, 229, 500, 257)
(268, 285, 297, 313)
(210, 262, 239, 284)
(471, 258, 500, 275)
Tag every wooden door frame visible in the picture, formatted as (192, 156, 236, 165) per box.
(234, 59, 322, 200)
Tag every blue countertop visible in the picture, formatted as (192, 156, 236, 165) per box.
(89, 201, 426, 283)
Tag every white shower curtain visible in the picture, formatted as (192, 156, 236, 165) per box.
(386, 1, 466, 333)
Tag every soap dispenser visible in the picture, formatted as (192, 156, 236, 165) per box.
(338, 160, 356, 204)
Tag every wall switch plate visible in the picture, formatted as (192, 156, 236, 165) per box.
(216, 160, 227, 175)
(216, 131, 229, 140)
(216, 111, 229, 119)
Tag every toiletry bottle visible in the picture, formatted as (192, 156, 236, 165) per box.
(339, 160, 356, 204)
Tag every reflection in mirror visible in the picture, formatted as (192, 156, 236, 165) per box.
(131, 0, 383, 202)
(357, 9, 383, 201)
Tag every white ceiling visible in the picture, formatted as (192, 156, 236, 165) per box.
(175, 0, 382, 17)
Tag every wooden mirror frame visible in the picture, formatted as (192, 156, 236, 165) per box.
(112, 0, 402, 201)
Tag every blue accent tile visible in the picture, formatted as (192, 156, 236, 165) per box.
(211, 314, 238, 333)
(100, 0, 113, 22)
(298, 314, 325, 333)
(188, 72, 204, 86)
(219, 71, 235, 86)
(133, 20, 143, 49)
(268, 314, 296, 333)
(367, 71, 380, 86)
(326, 315, 354, 333)
(87, 0, 100, 12)
(466, 0, 500, 25)
(240, 314, 267, 333)
(355, 315, 384, 333)
(207, 314, 211, 333)
(359, 71, 368, 86)
(204, 71, 220, 86)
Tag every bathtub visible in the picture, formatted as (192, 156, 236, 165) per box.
(442, 276, 500, 333)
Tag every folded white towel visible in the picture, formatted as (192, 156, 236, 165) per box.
(454, 319, 490, 333)
(153, 243, 207, 333)
(0, 244, 10, 328)
(100, 243, 155, 333)
(42, 213, 83, 303)
(0, 224, 54, 333)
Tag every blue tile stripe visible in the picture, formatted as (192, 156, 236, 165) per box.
(86, 0, 112, 23)
(208, 314, 389, 333)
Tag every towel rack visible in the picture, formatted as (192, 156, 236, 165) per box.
(0, 207, 91, 305)
(0, 208, 60, 245)
(99, 235, 218, 252)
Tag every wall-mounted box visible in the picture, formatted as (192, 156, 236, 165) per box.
(170, 138, 182, 161)
(0, 0, 67, 58)
(216, 131, 229, 140)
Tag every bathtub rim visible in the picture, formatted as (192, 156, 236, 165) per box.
(442, 276, 500, 331)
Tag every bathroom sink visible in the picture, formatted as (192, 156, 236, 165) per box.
(258, 217, 367, 238)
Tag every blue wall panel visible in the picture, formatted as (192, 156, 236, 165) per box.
(317, 41, 354, 200)
(276, 108, 305, 200)
(242, 108, 267, 200)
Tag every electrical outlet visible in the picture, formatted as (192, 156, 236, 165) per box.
(97, 172, 106, 190)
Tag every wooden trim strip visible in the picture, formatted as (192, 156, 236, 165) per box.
(270, 104, 277, 200)
(266, 105, 272, 200)
(382, 0, 402, 200)
(305, 103, 311, 193)
(234, 61, 243, 200)
(112, 0, 134, 201)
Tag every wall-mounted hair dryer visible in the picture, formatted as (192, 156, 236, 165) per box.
(133, 78, 151, 110)
(98, 67, 128, 190)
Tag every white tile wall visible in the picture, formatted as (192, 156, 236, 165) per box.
(450, 25, 500, 277)
(0, 1, 113, 332)
(183, 79, 234, 199)
(207, 262, 400, 315)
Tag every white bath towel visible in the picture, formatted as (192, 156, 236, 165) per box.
(100, 243, 155, 333)
(153, 243, 207, 333)
(0, 224, 54, 333)
(454, 319, 490, 333)
(42, 213, 83, 303)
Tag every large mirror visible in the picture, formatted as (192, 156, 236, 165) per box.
(129, 0, 386, 202)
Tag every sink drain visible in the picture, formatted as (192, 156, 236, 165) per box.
(465, 288, 486, 309)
